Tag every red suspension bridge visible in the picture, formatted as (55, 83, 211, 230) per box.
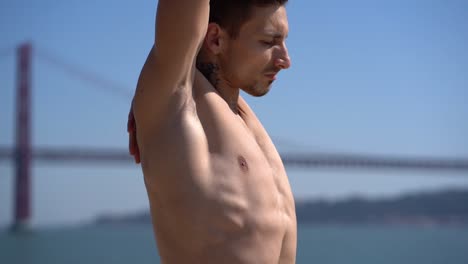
(1, 43, 468, 232)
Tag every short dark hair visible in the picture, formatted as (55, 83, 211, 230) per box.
(209, 0, 288, 38)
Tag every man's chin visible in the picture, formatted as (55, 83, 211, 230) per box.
(242, 84, 272, 97)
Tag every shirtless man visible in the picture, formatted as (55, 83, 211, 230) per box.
(127, 0, 296, 263)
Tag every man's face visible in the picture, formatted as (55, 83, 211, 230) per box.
(219, 5, 291, 97)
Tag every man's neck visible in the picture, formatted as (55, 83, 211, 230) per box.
(196, 60, 240, 114)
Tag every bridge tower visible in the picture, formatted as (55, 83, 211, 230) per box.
(10, 43, 32, 232)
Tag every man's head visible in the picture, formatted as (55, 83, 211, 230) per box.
(199, 0, 291, 97)
(209, 0, 289, 39)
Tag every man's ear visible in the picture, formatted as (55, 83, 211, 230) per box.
(204, 23, 227, 55)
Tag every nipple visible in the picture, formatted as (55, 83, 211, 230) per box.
(238, 155, 249, 171)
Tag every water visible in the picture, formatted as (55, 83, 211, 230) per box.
(1, 225, 467, 264)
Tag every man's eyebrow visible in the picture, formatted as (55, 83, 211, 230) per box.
(262, 32, 288, 39)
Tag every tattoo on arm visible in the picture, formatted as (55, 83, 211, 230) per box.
(197, 62, 220, 87)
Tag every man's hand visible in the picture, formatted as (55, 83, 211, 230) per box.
(127, 102, 141, 164)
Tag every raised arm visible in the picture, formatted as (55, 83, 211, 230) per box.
(132, 0, 209, 127)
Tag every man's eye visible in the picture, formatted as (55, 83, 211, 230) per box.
(261, 40, 274, 46)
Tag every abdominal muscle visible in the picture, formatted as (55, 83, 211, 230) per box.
(141, 77, 294, 264)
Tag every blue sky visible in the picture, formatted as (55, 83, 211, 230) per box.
(1, 0, 468, 227)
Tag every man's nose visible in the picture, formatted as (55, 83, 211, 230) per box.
(274, 44, 291, 70)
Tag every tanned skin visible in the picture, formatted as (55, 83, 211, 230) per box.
(128, 1, 296, 263)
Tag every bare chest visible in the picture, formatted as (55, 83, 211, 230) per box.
(193, 93, 294, 225)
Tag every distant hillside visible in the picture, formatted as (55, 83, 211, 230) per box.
(295, 189, 468, 226)
(94, 189, 468, 226)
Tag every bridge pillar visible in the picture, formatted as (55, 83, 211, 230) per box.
(10, 43, 32, 233)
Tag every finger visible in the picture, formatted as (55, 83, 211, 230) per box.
(129, 132, 134, 155)
(135, 148, 141, 164)
(129, 131, 136, 155)
(129, 131, 141, 164)
(133, 142, 141, 164)
(132, 132, 141, 164)
(127, 111, 134, 133)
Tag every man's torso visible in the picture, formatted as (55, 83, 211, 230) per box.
(141, 71, 296, 264)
